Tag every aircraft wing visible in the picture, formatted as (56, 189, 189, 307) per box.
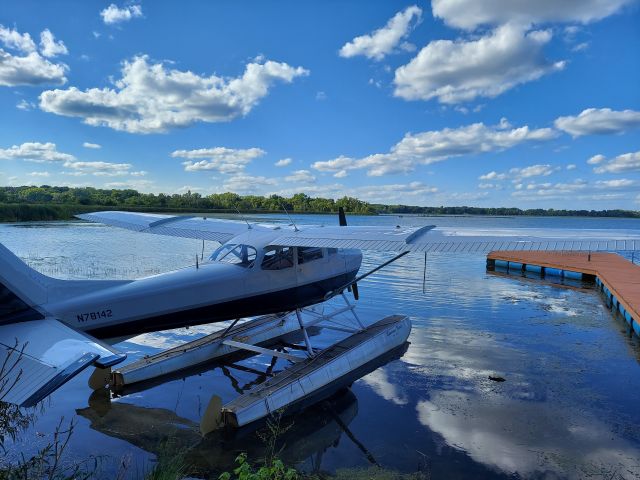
(76, 211, 255, 243)
(0, 319, 126, 408)
(268, 225, 640, 253)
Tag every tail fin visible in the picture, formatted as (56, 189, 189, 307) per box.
(0, 243, 49, 322)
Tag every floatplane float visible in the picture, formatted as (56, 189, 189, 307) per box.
(1, 209, 637, 429)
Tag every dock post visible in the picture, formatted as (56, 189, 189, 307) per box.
(295, 309, 315, 357)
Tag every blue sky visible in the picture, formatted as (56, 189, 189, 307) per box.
(0, 0, 639, 209)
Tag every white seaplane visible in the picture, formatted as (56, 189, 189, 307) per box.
(1, 209, 637, 426)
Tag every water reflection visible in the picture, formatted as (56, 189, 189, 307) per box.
(78, 373, 387, 477)
(2, 217, 640, 479)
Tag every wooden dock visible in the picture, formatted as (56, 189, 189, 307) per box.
(486, 251, 640, 334)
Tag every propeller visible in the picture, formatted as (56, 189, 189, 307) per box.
(338, 207, 359, 300)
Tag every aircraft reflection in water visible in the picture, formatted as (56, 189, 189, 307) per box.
(77, 345, 407, 477)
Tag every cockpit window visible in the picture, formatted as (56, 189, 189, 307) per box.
(210, 244, 257, 268)
(261, 247, 294, 270)
(297, 247, 323, 264)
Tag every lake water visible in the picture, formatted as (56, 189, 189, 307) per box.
(2, 214, 640, 479)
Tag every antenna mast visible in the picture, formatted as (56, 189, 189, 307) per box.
(234, 206, 252, 229)
(279, 200, 299, 231)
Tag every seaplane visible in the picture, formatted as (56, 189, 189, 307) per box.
(1, 209, 637, 428)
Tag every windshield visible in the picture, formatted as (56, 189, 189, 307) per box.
(209, 244, 257, 268)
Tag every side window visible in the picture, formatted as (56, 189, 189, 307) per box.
(298, 247, 323, 264)
(261, 247, 294, 270)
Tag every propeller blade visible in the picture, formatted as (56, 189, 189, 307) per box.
(200, 395, 223, 436)
(352, 282, 359, 300)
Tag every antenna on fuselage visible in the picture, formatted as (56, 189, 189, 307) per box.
(279, 201, 299, 232)
(234, 206, 252, 230)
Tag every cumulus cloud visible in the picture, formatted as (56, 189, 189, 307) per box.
(479, 171, 507, 181)
(313, 119, 557, 176)
(587, 154, 606, 165)
(0, 141, 75, 163)
(100, 4, 143, 25)
(592, 151, 640, 174)
(554, 108, 640, 137)
(274, 157, 292, 167)
(566, 164, 576, 170)
(512, 179, 588, 198)
(394, 24, 565, 104)
(222, 174, 277, 194)
(0, 141, 142, 178)
(39, 55, 309, 133)
(83, 142, 102, 149)
(284, 169, 316, 183)
(39, 29, 68, 57)
(594, 178, 636, 188)
(173, 147, 265, 174)
(480, 164, 560, 183)
(0, 25, 68, 86)
(339, 5, 422, 61)
(63, 160, 132, 176)
(431, 0, 634, 30)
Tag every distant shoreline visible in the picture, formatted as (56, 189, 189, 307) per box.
(1, 185, 638, 222)
(2, 203, 639, 223)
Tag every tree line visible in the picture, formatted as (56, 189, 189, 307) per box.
(0, 185, 638, 220)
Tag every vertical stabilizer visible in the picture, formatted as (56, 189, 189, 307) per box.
(0, 243, 49, 322)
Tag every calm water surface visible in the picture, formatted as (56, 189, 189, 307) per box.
(2, 214, 640, 479)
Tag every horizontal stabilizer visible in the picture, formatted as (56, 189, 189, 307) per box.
(0, 319, 126, 408)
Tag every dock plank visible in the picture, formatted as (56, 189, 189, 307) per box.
(487, 251, 640, 327)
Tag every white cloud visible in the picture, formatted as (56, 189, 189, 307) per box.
(39, 29, 68, 58)
(572, 42, 590, 52)
(173, 147, 265, 174)
(554, 108, 640, 137)
(274, 157, 292, 167)
(587, 154, 606, 165)
(509, 164, 559, 180)
(16, 99, 35, 110)
(222, 174, 277, 194)
(512, 179, 588, 198)
(63, 160, 132, 176)
(339, 5, 422, 61)
(100, 4, 143, 25)
(284, 170, 316, 183)
(104, 179, 154, 191)
(592, 151, 640, 174)
(394, 24, 565, 104)
(0, 25, 68, 87)
(594, 179, 635, 188)
(315, 91, 327, 101)
(313, 120, 557, 176)
(566, 164, 576, 170)
(334, 170, 348, 178)
(0, 142, 75, 163)
(479, 171, 507, 181)
(27, 171, 50, 177)
(431, 0, 634, 30)
(0, 25, 36, 53)
(39, 55, 309, 133)
(83, 142, 102, 149)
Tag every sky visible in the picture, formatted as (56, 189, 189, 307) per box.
(0, 0, 639, 209)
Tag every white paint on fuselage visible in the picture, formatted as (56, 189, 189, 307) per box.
(43, 229, 362, 335)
